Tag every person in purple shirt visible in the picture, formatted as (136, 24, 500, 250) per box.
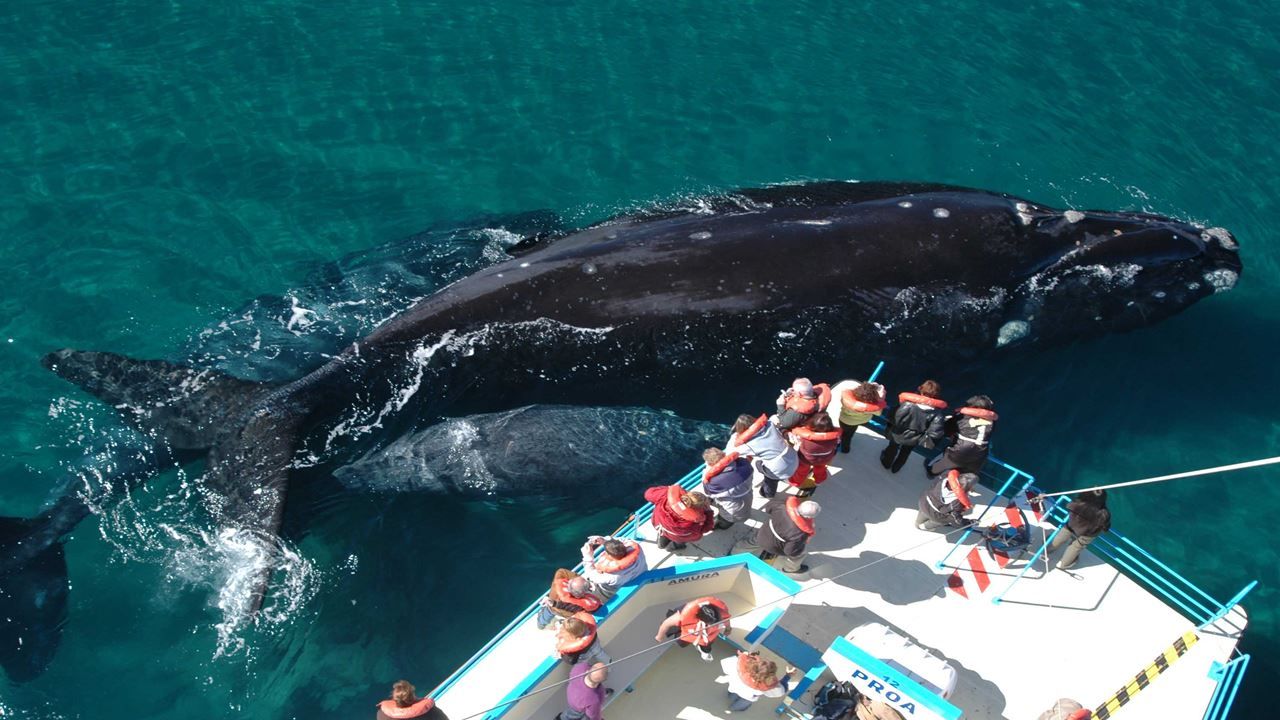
(559, 662, 610, 720)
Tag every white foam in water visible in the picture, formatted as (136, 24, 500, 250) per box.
(1064, 210, 1086, 223)
(932, 208, 950, 218)
(284, 295, 317, 332)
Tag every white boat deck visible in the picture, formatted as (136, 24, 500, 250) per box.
(432, 421, 1247, 720)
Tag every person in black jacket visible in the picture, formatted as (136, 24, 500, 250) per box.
(879, 380, 947, 474)
(926, 395, 997, 477)
(756, 497, 820, 574)
(1048, 489, 1111, 570)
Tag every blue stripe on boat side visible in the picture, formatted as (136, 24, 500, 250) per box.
(761, 626, 824, 671)
(744, 607, 786, 645)
(828, 636, 962, 720)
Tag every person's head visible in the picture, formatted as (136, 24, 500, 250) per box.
(682, 491, 710, 510)
(566, 576, 590, 597)
(742, 653, 778, 686)
(956, 473, 979, 491)
(696, 604, 723, 625)
(797, 500, 821, 519)
(391, 680, 417, 708)
(965, 394, 994, 410)
(1036, 699, 1085, 720)
(603, 538, 630, 558)
(810, 414, 834, 432)
(1081, 488, 1108, 507)
(732, 414, 757, 433)
(853, 382, 883, 403)
(703, 447, 726, 466)
(791, 377, 815, 397)
(585, 662, 609, 687)
(917, 380, 941, 398)
(561, 617, 591, 639)
(855, 697, 905, 720)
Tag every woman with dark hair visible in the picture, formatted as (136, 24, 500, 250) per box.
(1048, 489, 1111, 569)
(927, 394, 998, 477)
(376, 680, 449, 720)
(788, 414, 842, 497)
(838, 380, 887, 454)
(880, 380, 947, 474)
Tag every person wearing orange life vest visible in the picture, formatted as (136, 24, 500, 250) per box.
(927, 395, 997, 477)
(579, 535, 647, 600)
(719, 651, 798, 711)
(536, 568, 602, 629)
(729, 413, 798, 499)
(775, 377, 833, 431)
(756, 496, 820, 573)
(375, 679, 449, 720)
(880, 380, 947, 474)
(643, 484, 716, 550)
(555, 612, 611, 666)
(838, 380, 887, 454)
(701, 447, 754, 529)
(787, 414, 842, 497)
(655, 595, 732, 662)
(916, 470, 978, 531)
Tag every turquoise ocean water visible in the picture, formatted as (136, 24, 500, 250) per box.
(1, 1, 1278, 717)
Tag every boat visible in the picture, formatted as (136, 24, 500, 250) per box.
(425, 362, 1253, 720)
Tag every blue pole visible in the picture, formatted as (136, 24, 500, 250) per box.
(867, 360, 885, 383)
(992, 521, 1068, 604)
(936, 467, 1029, 569)
(1199, 580, 1259, 630)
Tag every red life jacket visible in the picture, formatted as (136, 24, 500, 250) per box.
(678, 596, 731, 645)
(703, 451, 741, 481)
(784, 384, 832, 415)
(556, 612, 598, 654)
(785, 497, 816, 535)
(841, 388, 887, 414)
(899, 392, 947, 409)
(377, 698, 435, 719)
(594, 541, 641, 574)
(726, 414, 769, 454)
(1067, 710, 1092, 720)
(554, 578, 602, 612)
(958, 406, 998, 421)
(666, 485, 704, 523)
(790, 425, 841, 462)
(736, 651, 780, 691)
(946, 470, 974, 509)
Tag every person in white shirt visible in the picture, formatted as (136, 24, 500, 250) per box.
(719, 650, 797, 711)
(579, 535, 647, 600)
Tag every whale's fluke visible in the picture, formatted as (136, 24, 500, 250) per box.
(0, 516, 70, 683)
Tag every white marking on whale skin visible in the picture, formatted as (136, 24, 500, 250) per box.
(776, 331, 797, 339)
(581, 262, 598, 275)
(932, 208, 951, 218)
(897, 201, 913, 208)
(1018, 212, 1034, 225)
(690, 231, 713, 240)
(519, 262, 531, 268)
(997, 320, 1031, 347)
(1015, 202, 1030, 212)
(1202, 227, 1237, 250)
(1152, 291, 1167, 299)
(1203, 268, 1238, 293)
(795, 220, 832, 226)
(1186, 281, 1201, 291)
(1064, 210, 1086, 224)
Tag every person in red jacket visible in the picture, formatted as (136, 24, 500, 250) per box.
(375, 680, 448, 720)
(787, 414, 842, 497)
(644, 485, 715, 550)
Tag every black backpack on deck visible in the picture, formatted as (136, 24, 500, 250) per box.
(812, 680, 860, 720)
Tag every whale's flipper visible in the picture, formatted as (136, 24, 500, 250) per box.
(0, 516, 70, 683)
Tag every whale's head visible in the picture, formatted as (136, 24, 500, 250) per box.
(996, 206, 1242, 347)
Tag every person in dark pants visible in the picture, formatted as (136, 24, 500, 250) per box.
(880, 380, 947, 474)
(916, 470, 977, 531)
(755, 497, 820, 574)
(729, 413, 798, 498)
(556, 662, 610, 720)
(927, 395, 997, 477)
(1047, 489, 1111, 569)
(838, 380, 886, 454)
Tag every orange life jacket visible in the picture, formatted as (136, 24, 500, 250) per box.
(785, 496, 816, 535)
(946, 470, 974, 509)
(703, 451, 741, 481)
(727, 414, 769, 452)
(841, 388, 887, 414)
(377, 698, 435, 719)
(1067, 710, 1092, 720)
(736, 651, 780, 691)
(899, 392, 947, 409)
(784, 384, 832, 415)
(593, 541, 641, 574)
(790, 425, 841, 443)
(556, 612, 598, 655)
(678, 596, 731, 645)
(554, 578, 602, 612)
(958, 406, 998, 421)
(666, 485, 705, 523)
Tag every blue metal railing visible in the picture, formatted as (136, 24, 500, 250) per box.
(1203, 653, 1251, 720)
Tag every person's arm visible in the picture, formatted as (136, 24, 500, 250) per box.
(583, 691, 605, 720)
(655, 612, 681, 642)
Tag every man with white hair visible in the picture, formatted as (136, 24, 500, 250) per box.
(756, 496, 821, 574)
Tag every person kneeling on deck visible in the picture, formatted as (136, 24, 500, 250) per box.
(729, 413, 799, 499)
(775, 377, 833, 431)
(537, 569, 602, 629)
(720, 650, 797, 712)
(555, 612, 611, 666)
(557, 662, 611, 720)
(655, 596, 732, 662)
(758, 497, 820, 574)
(643, 485, 716, 550)
(580, 535, 647, 600)
(916, 470, 978, 531)
(788, 414, 842, 497)
(702, 447, 754, 529)
(376, 680, 449, 720)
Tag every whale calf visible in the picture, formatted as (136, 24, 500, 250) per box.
(5, 181, 1242, 679)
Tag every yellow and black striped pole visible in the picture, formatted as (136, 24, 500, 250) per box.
(1093, 630, 1199, 719)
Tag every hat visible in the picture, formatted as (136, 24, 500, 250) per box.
(855, 698, 904, 720)
(797, 500, 821, 518)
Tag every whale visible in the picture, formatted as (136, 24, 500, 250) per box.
(3, 180, 1242, 680)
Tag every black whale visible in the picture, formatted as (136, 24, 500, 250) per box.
(5, 181, 1242, 680)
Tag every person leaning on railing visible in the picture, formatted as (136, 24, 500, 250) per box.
(375, 680, 449, 720)
(579, 535, 647, 600)
(1047, 489, 1111, 570)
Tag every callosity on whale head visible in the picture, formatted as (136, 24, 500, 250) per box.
(994, 202, 1243, 347)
